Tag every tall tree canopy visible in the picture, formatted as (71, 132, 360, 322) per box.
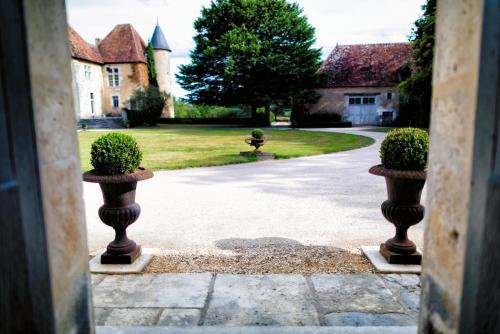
(177, 0, 322, 124)
(398, 0, 436, 127)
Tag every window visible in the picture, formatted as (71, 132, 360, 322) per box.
(348, 96, 376, 105)
(348, 97, 361, 105)
(107, 66, 120, 87)
(84, 65, 91, 80)
(90, 92, 95, 114)
(362, 97, 375, 104)
(387, 92, 393, 100)
(112, 95, 119, 109)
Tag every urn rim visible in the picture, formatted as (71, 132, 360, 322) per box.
(369, 164, 426, 180)
(83, 167, 154, 184)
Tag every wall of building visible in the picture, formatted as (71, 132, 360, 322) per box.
(153, 49, 175, 118)
(308, 86, 399, 116)
(101, 62, 148, 115)
(22, 0, 94, 332)
(418, 0, 484, 333)
(71, 59, 103, 118)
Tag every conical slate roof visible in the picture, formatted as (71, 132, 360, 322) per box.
(151, 24, 171, 52)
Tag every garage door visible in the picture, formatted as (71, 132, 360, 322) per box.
(345, 95, 378, 125)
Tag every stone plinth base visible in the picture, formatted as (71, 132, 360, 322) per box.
(101, 245, 142, 265)
(362, 246, 421, 274)
(90, 249, 153, 274)
(240, 151, 276, 161)
(379, 243, 422, 265)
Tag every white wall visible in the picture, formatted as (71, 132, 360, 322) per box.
(71, 59, 103, 118)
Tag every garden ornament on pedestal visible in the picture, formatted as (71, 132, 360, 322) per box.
(245, 128, 267, 152)
(83, 132, 153, 264)
(241, 128, 275, 161)
(369, 128, 428, 265)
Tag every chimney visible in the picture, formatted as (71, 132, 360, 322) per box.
(95, 38, 101, 45)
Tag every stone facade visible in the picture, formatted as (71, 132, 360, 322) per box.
(101, 62, 149, 115)
(71, 59, 104, 118)
(418, 0, 484, 333)
(309, 87, 400, 123)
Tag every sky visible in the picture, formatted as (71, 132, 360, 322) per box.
(66, 0, 425, 98)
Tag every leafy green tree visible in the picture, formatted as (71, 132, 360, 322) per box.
(146, 41, 158, 87)
(127, 85, 167, 126)
(177, 0, 322, 125)
(397, 0, 436, 127)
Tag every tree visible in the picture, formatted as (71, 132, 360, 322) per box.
(146, 41, 158, 87)
(397, 0, 436, 127)
(127, 85, 167, 126)
(177, 0, 322, 125)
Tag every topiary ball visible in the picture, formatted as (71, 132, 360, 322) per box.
(251, 128, 265, 139)
(380, 128, 429, 171)
(90, 132, 143, 175)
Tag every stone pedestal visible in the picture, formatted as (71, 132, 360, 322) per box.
(90, 249, 153, 274)
(379, 243, 422, 265)
(240, 151, 276, 161)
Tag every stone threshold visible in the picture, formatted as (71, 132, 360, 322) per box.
(92, 273, 420, 327)
(96, 325, 418, 334)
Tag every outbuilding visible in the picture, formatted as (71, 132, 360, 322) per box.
(309, 43, 411, 126)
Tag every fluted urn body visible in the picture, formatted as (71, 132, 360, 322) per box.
(369, 165, 426, 264)
(83, 168, 153, 264)
(245, 137, 267, 151)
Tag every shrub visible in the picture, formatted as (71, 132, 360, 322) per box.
(173, 99, 248, 118)
(90, 132, 142, 175)
(380, 128, 429, 170)
(251, 128, 265, 139)
(81, 121, 88, 130)
(127, 85, 167, 126)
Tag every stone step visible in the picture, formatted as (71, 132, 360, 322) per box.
(97, 326, 417, 334)
(80, 117, 123, 129)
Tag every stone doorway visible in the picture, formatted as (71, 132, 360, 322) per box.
(2, 0, 500, 333)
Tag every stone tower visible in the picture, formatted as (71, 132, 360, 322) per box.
(151, 23, 174, 118)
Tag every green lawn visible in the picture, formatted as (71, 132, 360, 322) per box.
(78, 127, 374, 171)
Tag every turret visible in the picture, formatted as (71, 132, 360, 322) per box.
(151, 23, 174, 118)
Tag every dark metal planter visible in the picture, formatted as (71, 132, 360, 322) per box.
(245, 137, 267, 151)
(83, 167, 153, 264)
(369, 165, 426, 265)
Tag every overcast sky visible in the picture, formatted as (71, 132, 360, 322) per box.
(66, 0, 425, 98)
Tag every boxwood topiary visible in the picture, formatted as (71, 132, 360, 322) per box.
(380, 128, 429, 171)
(90, 132, 143, 175)
(251, 128, 265, 139)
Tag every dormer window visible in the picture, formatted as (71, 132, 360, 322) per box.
(107, 66, 120, 87)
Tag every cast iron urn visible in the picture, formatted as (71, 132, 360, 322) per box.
(245, 137, 267, 151)
(83, 168, 153, 264)
(369, 165, 426, 265)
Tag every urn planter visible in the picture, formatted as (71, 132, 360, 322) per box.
(83, 167, 153, 264)
(369, 165, 426, 265)
(245, 136, 267, 151)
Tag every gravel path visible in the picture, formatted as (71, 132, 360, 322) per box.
(83, 128, 425, 272)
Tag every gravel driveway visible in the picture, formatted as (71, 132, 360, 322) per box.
(83, 128, 425, 256)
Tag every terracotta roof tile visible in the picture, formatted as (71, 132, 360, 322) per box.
(68, 26, 103, 64)
(320, 43, 411, 87)
(98, 24, 147, 64)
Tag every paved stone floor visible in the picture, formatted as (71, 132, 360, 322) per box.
(92, 273, 420, 328)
